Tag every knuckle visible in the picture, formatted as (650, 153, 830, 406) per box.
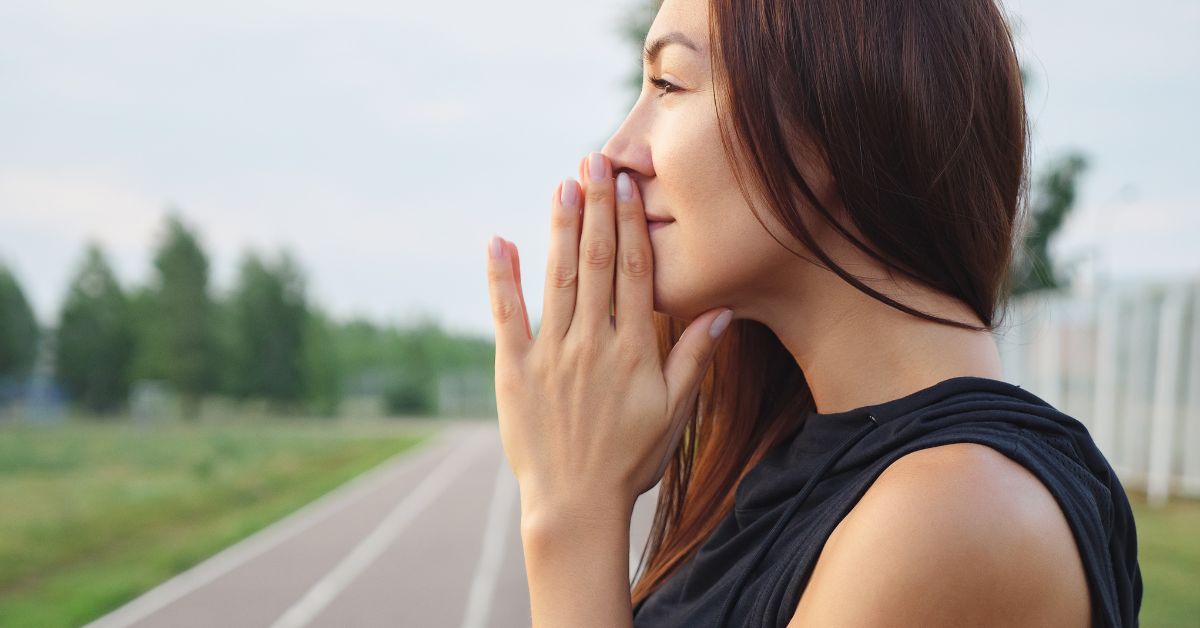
(491, 296, 521, 325)
(550, 207, 576, 230)
(487, 263, 510, 284)
(586, 180, 612, 204)
(621, 247, 653, 279)
(565, 334, 602, 365)
(617, 203, 642, 223)
(689, 346, 710, 372)
(548, 263, 578, 290)
(582, 238, 615, 269)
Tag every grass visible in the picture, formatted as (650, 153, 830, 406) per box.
(1128, 490, 1200, 628)
(0, 419, 1193, 627)
(0, 418, 434, 628)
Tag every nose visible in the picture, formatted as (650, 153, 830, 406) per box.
(600, 112, 654, 181)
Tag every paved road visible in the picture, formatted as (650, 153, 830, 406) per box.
(87, 420, 661, 628)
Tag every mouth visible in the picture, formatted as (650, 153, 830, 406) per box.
(648, 219, 674, 233)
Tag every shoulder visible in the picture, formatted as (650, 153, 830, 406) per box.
(787, 443, 1091, 628)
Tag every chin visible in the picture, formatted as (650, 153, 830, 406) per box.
(651, 276, 716, 323)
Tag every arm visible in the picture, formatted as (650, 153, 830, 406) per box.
(520, 491, 636, 628)
(788, 443, 1091, 628)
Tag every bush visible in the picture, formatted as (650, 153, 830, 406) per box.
(383, 372, 437, 417)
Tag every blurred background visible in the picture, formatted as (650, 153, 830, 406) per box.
(0, 0, 1197, 626)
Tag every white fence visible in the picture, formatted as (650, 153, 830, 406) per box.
(996, 275, 1200, 505)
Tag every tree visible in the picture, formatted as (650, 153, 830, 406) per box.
(1008, 18, 1088, 297)
(1011, 153, 1089, 296)
(383, 320, 441, 416)
(303, 307, 343, 416)
(227, 251, 309, 410)
(0, 262, 39, 382)
(54, 244, 135, 413)
(138, 212, 215, 417)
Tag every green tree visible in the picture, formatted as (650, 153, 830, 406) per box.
(227, 251, 308, 410)
(303, 307, 343, 416)
(1011, 153, 1089, 296)
(0, 262, 39, 382)
(140, 212, 214, 417)
(331, 315, 495, 418)
(54, 244, 135, 413)
(383, 320, 441, 416)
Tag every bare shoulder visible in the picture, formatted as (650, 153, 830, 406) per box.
(787, 442, 1091, 628)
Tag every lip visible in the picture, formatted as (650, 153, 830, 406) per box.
(648, 220, 674, 233)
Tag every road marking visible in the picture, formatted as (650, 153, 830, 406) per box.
(270, 428, 490, 628)
(85, 426, 453, 628)
(460, 459, 518, 628)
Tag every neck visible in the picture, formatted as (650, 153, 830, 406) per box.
(752, 266, 1005, 416)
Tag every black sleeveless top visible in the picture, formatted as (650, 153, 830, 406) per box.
(631, 376, 1143, 627)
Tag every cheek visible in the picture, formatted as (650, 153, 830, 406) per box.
(651, 211, 784, 317)
(655, 107, 731, 199)
(647, 101, 788, 315)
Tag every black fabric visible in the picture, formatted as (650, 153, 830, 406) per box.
(631, 376, 1143, 627)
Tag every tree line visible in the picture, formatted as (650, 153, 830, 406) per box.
(0, 212, 494, 419)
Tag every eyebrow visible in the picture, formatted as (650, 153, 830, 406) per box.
(642, 31, 701, 66)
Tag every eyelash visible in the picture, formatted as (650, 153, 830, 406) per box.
(647, 75, 681, 98)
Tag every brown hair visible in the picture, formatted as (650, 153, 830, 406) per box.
(630, 0, 1030, 606)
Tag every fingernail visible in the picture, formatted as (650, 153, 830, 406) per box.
(709, 309, 733, 338)
(489, 234, 504, 259)
(617, 172, 632, 201)
(589, 151, 609, 180)
(561, 178, 578, 208)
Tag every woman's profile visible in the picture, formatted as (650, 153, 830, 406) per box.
(484, 0, 1142, 626)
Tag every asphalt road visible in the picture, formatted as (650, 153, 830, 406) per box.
(86, 420, 661, 628)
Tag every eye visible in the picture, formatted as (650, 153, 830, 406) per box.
(647, 74, 681, 98)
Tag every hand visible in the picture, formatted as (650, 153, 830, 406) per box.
(485, 151, 734, 518)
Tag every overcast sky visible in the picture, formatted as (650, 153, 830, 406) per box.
(1, 0, 1196, 338)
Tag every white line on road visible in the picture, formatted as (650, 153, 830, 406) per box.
(85, 426, 453, 628)
(460, 459, 518, 628)
(269, 428, 491, 628)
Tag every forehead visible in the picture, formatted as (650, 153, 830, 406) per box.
(647, 0, 709, 48)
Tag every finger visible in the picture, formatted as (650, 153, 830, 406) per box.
(663, 308, 733, 413)
(503, 239, 532, 340)
(486, 234, 531, 357)
(541, 178, 581, 340)
(575, 151, 617, 332)
(613, 171, 655, 339)
(649, 386, 699, 491)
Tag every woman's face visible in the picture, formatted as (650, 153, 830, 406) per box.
(601, 0, 835, 322)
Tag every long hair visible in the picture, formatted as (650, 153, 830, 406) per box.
(630, 0, 1030, 605)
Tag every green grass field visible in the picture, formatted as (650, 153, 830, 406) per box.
(0, 420, 1195, 627)
(1128, 491, 1200, 628)
(0, 419, 434, 628)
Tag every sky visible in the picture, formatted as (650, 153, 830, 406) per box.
(0, 0, 1197, 339)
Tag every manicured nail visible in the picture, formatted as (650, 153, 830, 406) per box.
(489, 234, 504, 259)
(616, 172, 632, 201)
(589, 151, 608, 180)
(561, 178, 578, 208)
(709, 309, 733, 338)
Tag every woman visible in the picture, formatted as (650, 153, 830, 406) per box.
(484, 0, 1142, 626)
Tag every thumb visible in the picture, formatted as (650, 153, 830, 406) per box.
(662, 308, 733, 412)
